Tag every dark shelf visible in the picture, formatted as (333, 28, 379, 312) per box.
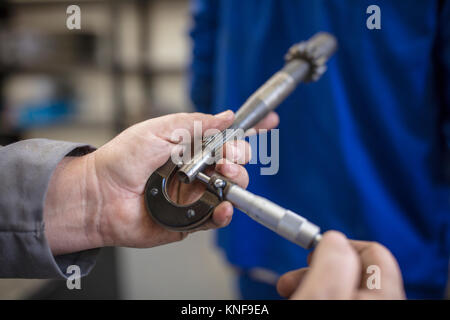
(9, 0, 117, 6)
(3, 0, 186, 134)
(8, 0, 185, 6)
(2, 64, 185, 77)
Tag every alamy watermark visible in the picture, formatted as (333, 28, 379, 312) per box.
(366, 5, 381, 30)
(67, 4, 381, 31)
(66, 264, 81, 290)
(366, 265, 381, 290)
(66, 5, 81, 30)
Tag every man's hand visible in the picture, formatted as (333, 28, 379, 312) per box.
(44, 111, 279, 255)
(277, 231, 406, 299)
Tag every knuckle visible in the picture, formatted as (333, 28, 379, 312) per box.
(366, 242, 390, 259)
(176, 112, 190, 119)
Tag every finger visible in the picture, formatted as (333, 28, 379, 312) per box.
(349, 240, 405, 299)
(252, 112, 280, 132)
(192, 201, 234, 231)
(291, 231, 360, 300)
(211, 201, 233, 227)
(215, 159, 249, 189)
(148, 111, 235, 142)
(222, 140, 251, 165)
(277, 268, 309, 298)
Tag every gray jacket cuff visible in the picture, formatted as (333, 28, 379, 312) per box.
(0, 139, 99, 279)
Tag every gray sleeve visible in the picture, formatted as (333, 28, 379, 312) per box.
(0, 139, 99, 279)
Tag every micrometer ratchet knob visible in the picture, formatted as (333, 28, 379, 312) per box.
(224, 184, 322, 249)
(285, 32, 338, 81)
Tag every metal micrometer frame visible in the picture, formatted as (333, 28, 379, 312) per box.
(144, 33, 337, 250)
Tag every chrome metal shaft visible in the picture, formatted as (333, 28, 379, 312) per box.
(197, 172, 322, 249)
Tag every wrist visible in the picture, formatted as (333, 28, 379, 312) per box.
(44, 153, 104, 255)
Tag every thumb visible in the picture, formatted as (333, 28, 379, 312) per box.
(127, 110, 234, 180)
(291, 231, 361, 300)
(97, 111, 234, 189)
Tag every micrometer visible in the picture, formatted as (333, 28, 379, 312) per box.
(144, 32, 337, 250)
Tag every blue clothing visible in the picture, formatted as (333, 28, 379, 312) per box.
(189, 0, 450, 299)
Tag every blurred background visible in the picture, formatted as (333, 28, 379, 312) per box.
(0, 0, 237, 299)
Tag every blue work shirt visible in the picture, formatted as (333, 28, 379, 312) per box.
(189, 0, 450, 299)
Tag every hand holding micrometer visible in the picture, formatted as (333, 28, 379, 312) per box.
(144, 33, 338, 250)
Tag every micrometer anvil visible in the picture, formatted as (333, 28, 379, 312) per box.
(144, 32, 337, 250)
